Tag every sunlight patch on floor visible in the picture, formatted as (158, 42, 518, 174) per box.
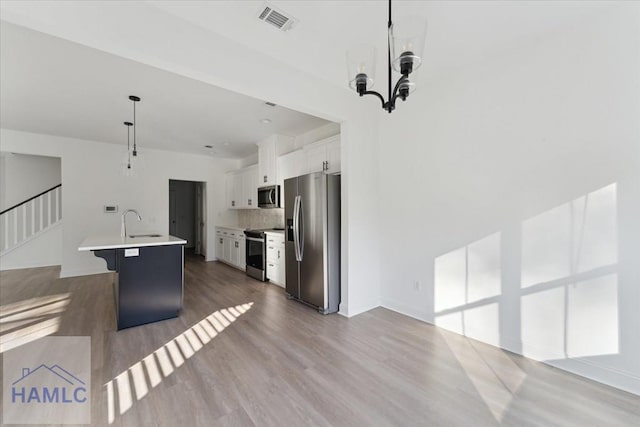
(0, 293, 71, 353)
(439, 329, 526, 423)
(104, 302, 253, 424)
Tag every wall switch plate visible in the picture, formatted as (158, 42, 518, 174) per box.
(104, 205, 118, 213)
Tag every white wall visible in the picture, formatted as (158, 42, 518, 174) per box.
(0, 222, 62, 269)
(378, 6, 640, 394)
(0, 128, 239, 277)
(0, 152, 61, 211)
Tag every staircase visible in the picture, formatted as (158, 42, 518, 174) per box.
(0, 184, 62, 256)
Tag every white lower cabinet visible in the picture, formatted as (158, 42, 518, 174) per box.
(216, 227, 246, 271)
(265, 231, 285, 287)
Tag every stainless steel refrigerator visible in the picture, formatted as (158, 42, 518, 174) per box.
(284, 172, 340, 314)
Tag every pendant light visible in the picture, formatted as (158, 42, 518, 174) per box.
(124, 121, 133, 169)
(346, 0, 427, 113)
(129, 95, 141, 156)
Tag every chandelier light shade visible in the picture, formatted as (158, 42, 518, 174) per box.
(347, 0, 427, 113)
(390, 16, 427, 75)
(347, 45, 377, 91)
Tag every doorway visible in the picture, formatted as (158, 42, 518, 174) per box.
(169, 180, 206, 257)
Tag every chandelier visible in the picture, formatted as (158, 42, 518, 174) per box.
(347, 0, 427, 113)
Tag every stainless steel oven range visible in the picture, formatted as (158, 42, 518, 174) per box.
(244, 228, 285, 282)
(245, 229, 267, 281)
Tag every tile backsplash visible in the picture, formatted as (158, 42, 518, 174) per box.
(238, 209, 285, 229)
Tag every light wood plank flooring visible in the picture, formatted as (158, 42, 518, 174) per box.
(1, 256, 638, 426)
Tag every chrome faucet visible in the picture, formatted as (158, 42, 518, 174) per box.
(121, 209, 142, 238)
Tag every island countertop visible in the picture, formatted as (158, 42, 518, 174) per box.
(78, 234, 187, 251)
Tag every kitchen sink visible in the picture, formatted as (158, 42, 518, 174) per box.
(129, 234, 162, 238)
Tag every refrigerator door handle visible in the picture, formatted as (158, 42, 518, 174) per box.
(293, 195, 302, 261)
(298, 197, 304, 261)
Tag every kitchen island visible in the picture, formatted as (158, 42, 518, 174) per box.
(79, 234, 187, 330)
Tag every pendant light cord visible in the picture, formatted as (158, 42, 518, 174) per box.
(127, 124, 131, 169)
(388, 0, 392, 107)
(132, 100, 137, 156)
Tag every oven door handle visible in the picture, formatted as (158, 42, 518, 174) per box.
(246, 237, 264, 242)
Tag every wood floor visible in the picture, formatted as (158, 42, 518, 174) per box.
(1, 256, 639, 426)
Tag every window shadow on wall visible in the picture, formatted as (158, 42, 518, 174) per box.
(431, 183, 619, 422)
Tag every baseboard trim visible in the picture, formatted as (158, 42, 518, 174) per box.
(59, 267, 110, 278)
(545, 357, 640, 396)
(0, 261, 61, 271)
(381, 298, 430, 323)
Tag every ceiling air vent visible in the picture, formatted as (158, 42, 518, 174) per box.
(257, 3, 297, 32)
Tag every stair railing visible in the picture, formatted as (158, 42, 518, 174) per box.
(0, 184, 62, 254)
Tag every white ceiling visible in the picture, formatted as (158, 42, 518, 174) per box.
(0, 21, 330, 158)
(151, 0, 617, 89)
(0, 1, 619, 158)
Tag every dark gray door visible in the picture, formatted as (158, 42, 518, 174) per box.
(195, 183, 203, 255)
(169, 189, 177, 236)
(284, 177, 299, 298)
(298, 172, 326, 309)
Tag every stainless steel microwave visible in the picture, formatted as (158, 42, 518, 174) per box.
(258, 185, 280, 208)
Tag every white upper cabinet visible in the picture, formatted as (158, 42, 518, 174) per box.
(302, 135, 341, 175)
(257, 134, 295, 187)
(277, 149, 303, 190)
(226, 165, 258, 210)
(225, 171, 242, 209)
(243, 165, 258, 209)
(227, 134, 340, 211)
(258, 140, 276, 186)
(304, 143, 327, 174)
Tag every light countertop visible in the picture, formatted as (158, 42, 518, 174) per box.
(78, 234, 187, 251)
(264, 230, 285, 235)
(215, 225, 247, 232)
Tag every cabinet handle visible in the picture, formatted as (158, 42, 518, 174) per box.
(219, 238, 223, 244)
(268, 264, 274, 267)
(278, 250, 280, 259)
(248, 199, 252, 205)
(231, 201, 235, 207)
(264, 175, 268, 183)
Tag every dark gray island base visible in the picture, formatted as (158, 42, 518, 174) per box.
(93, 244, 184, 330)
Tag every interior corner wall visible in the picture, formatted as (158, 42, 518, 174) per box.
(378, 6, 640, 394)
(0, 128, 238, 277)
(0, 152, 61, 211)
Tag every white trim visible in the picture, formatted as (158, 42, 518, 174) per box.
(59, 267, 112, 278)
